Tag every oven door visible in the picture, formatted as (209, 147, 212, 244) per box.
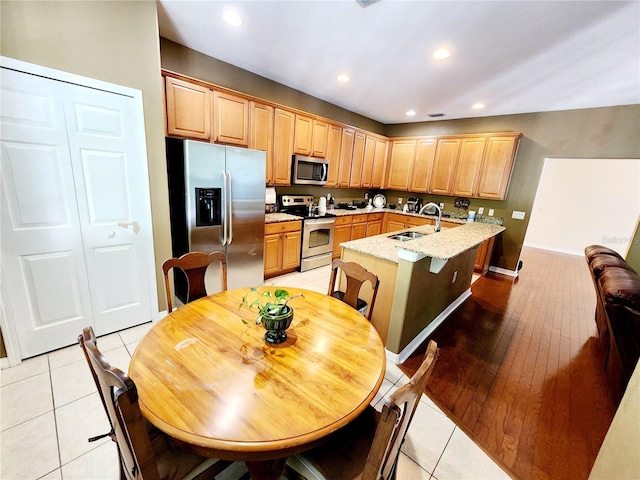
(302, 218, 335, 258)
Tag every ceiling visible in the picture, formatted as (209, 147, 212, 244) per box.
(157, 0, 640, 124)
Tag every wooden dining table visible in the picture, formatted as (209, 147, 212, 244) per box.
(129, 287, 386, 479)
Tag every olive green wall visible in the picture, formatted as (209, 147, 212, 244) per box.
(386, 107, 640, 270)
(625, 216, 640, 272)
(160, 38, 386, 135)
(1, 0, 170, 311)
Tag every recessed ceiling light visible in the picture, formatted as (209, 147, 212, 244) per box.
(337, 74, 350, 83)
(472, 103, 485, 110)
(223, 9, 243, 26)
(433, 48, 451, 60)
(406, 110, 416, 116)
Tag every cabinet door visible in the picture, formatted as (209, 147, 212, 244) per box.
(311, 119, 329, 158)
(325, 124, 342, 187)
(213, 91, 249, 146)
(264, 234, 283, 276)
(351, 222, 367, 241)
(386, 140, 416, 190)
(294, 114, 313, 155)
(273, 108, 295, 186)
(477, 135, 519, 200)
(370, 138, 388, 189)
(333, 224, 352, 259)
(430, 138, 461, 195)
(453, 137, 486, 196)
(349, 131, 366, 187)
(385, 219, 406, 233)
(282, 231, 301, 270)
(338, 128, 355, 187)
(409, 139, 437, 192)
(165, 77, 211, 140)
(366, 220, 382, 237)
(360, 135, 377, 188)
(249, 101, 274, 184)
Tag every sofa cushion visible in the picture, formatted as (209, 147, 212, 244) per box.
(589, 255, 636, 279)
(585, 245, 623, 263)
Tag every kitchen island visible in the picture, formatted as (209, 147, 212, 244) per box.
(339, 221, 505, 363)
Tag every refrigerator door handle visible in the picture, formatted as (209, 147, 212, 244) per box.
(221, 170, 228, 245)
(226, 170, 233, 244)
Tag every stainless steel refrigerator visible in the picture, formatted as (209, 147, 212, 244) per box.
(166, 138, 266, 302)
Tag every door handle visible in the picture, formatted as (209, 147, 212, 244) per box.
(226, 170, 233, 245)
(117, 221, 140, 234)
(221, 170, 228, 245)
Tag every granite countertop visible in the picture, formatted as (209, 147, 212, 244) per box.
(340, 222, 505, 263)
(265, 212, 304, 223)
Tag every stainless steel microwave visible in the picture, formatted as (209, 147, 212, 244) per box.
(292, 155, 329, 185)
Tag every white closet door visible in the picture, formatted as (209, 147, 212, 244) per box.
(1, 69, 94, 357)
(62, 84, 153, 336)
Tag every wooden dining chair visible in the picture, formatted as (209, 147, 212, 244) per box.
(162, 251, 227, 313)
(78, 327, 234, 480)
(328, 259, 380, 320)
(284, 340, 439, 480)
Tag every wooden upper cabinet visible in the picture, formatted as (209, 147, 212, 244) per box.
(430, 138, 462, 195)
(338, 128, 355, 187)
(325, 123, 342, 187)
(293, 114, 313, 155)
(213, 91, 249, 146)
(272, 108, 295, 186)
(370, 138, 388, 189)
(409, 138, 437, 192)
(349, 131, 367, 188)
(360, 135, 377, 188)
(477, 134, 520, 199)
(249, 101, 274, 184)
(311, 119, 329, 158)
(386, 140, 416, 191)
(452, 137, 487, 196)
(165, 77, 211, 140)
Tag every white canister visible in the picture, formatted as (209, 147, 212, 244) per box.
(318, 197, 327, 214)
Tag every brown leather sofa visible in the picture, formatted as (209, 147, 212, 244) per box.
(585, 245, 640, 405)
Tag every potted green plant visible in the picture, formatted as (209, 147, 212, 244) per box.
(239, 285, 303, 344)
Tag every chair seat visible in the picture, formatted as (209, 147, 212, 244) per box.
(287, 407, 380, 480)
(331, 291, 368, 316)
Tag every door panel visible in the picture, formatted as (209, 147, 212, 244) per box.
(1, 69, 93, 357)
(63, 84, 153, 337)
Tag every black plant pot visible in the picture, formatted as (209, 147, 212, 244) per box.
(261, 306, 294, 344)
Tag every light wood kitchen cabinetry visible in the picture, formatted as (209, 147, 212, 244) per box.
(212, 90, 249, 146)
(249, 101, 274, 184)
(325, 123, 342, 187)
(165, 77, 212, 140)
(370, 137, 388, 189)
(272, 108, 296, 186)
(430, 138, 462, 195)
(386, 140, 416, 190)
(293, 114, 313, 155)
(366, 213, 384, 236)
(383, 212, 433, 233)
(333, 216, 352, 259)
(350, 214, 368, 241)
(337, 128, 355, 187)
(349, 131, 367, 188)
(264, 221, 302, 278)
(311, 119, 329, 158)
(474, 236, 496, 274)
(476, 135, 520, 199)
(409, 139, 437, 192)
(452, 137, 486, 196)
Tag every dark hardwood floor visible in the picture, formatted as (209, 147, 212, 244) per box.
(400, 247, 617, 479)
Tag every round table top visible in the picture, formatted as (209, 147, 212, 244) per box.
(129, 287, 386, 460)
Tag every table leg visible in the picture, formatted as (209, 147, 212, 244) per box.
(245, 458, 287, 480)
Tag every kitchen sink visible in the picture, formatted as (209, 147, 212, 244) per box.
(387, 231, 426, 242)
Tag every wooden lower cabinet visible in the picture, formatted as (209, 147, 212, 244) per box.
(474, 237, 496, 274)
(383, 213, 432, 232)
(351, 215, 368, 241)
(264, 221, 302, 278)
(333, 216, 353, 259)
(366, 213, 383, 236)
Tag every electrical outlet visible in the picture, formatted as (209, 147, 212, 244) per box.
(398, 198, 403, 205)
(452, 271, 458, 283)
(488, 209, 494, 216)
(478, 207, 484, 214)
(512, 210, 526, 220)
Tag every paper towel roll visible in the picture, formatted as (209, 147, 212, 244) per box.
(265, 187, 277, 205)
(318, 197, 327, 214)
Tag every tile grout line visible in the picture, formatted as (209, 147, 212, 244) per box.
(430, 425, 457, 479)
(48, 351, 63, 479)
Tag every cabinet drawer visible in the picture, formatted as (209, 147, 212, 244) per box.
(351, 214, 368, 224)
(265, 220, 302, 235)
(334, 215, 353, 226)
(367, 213, 384, 222)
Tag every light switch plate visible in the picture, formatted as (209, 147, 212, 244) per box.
(512, 210, 526, 220)
(488, 209, 494, 216)
(478, 207, 484, 214)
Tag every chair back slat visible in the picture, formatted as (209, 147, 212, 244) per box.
(162, 251, 227, 312)
(364, 340, 439, 480)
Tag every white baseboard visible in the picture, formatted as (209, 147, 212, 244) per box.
(488, 265, 519, 277)
(386, 288, 472, 365)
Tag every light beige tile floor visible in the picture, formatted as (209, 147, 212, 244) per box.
(0, 266, 505, 480)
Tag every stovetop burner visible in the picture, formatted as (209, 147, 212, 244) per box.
(279, 194, 336, 220)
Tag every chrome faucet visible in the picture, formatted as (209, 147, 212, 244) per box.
(419, 202, 442, 232)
